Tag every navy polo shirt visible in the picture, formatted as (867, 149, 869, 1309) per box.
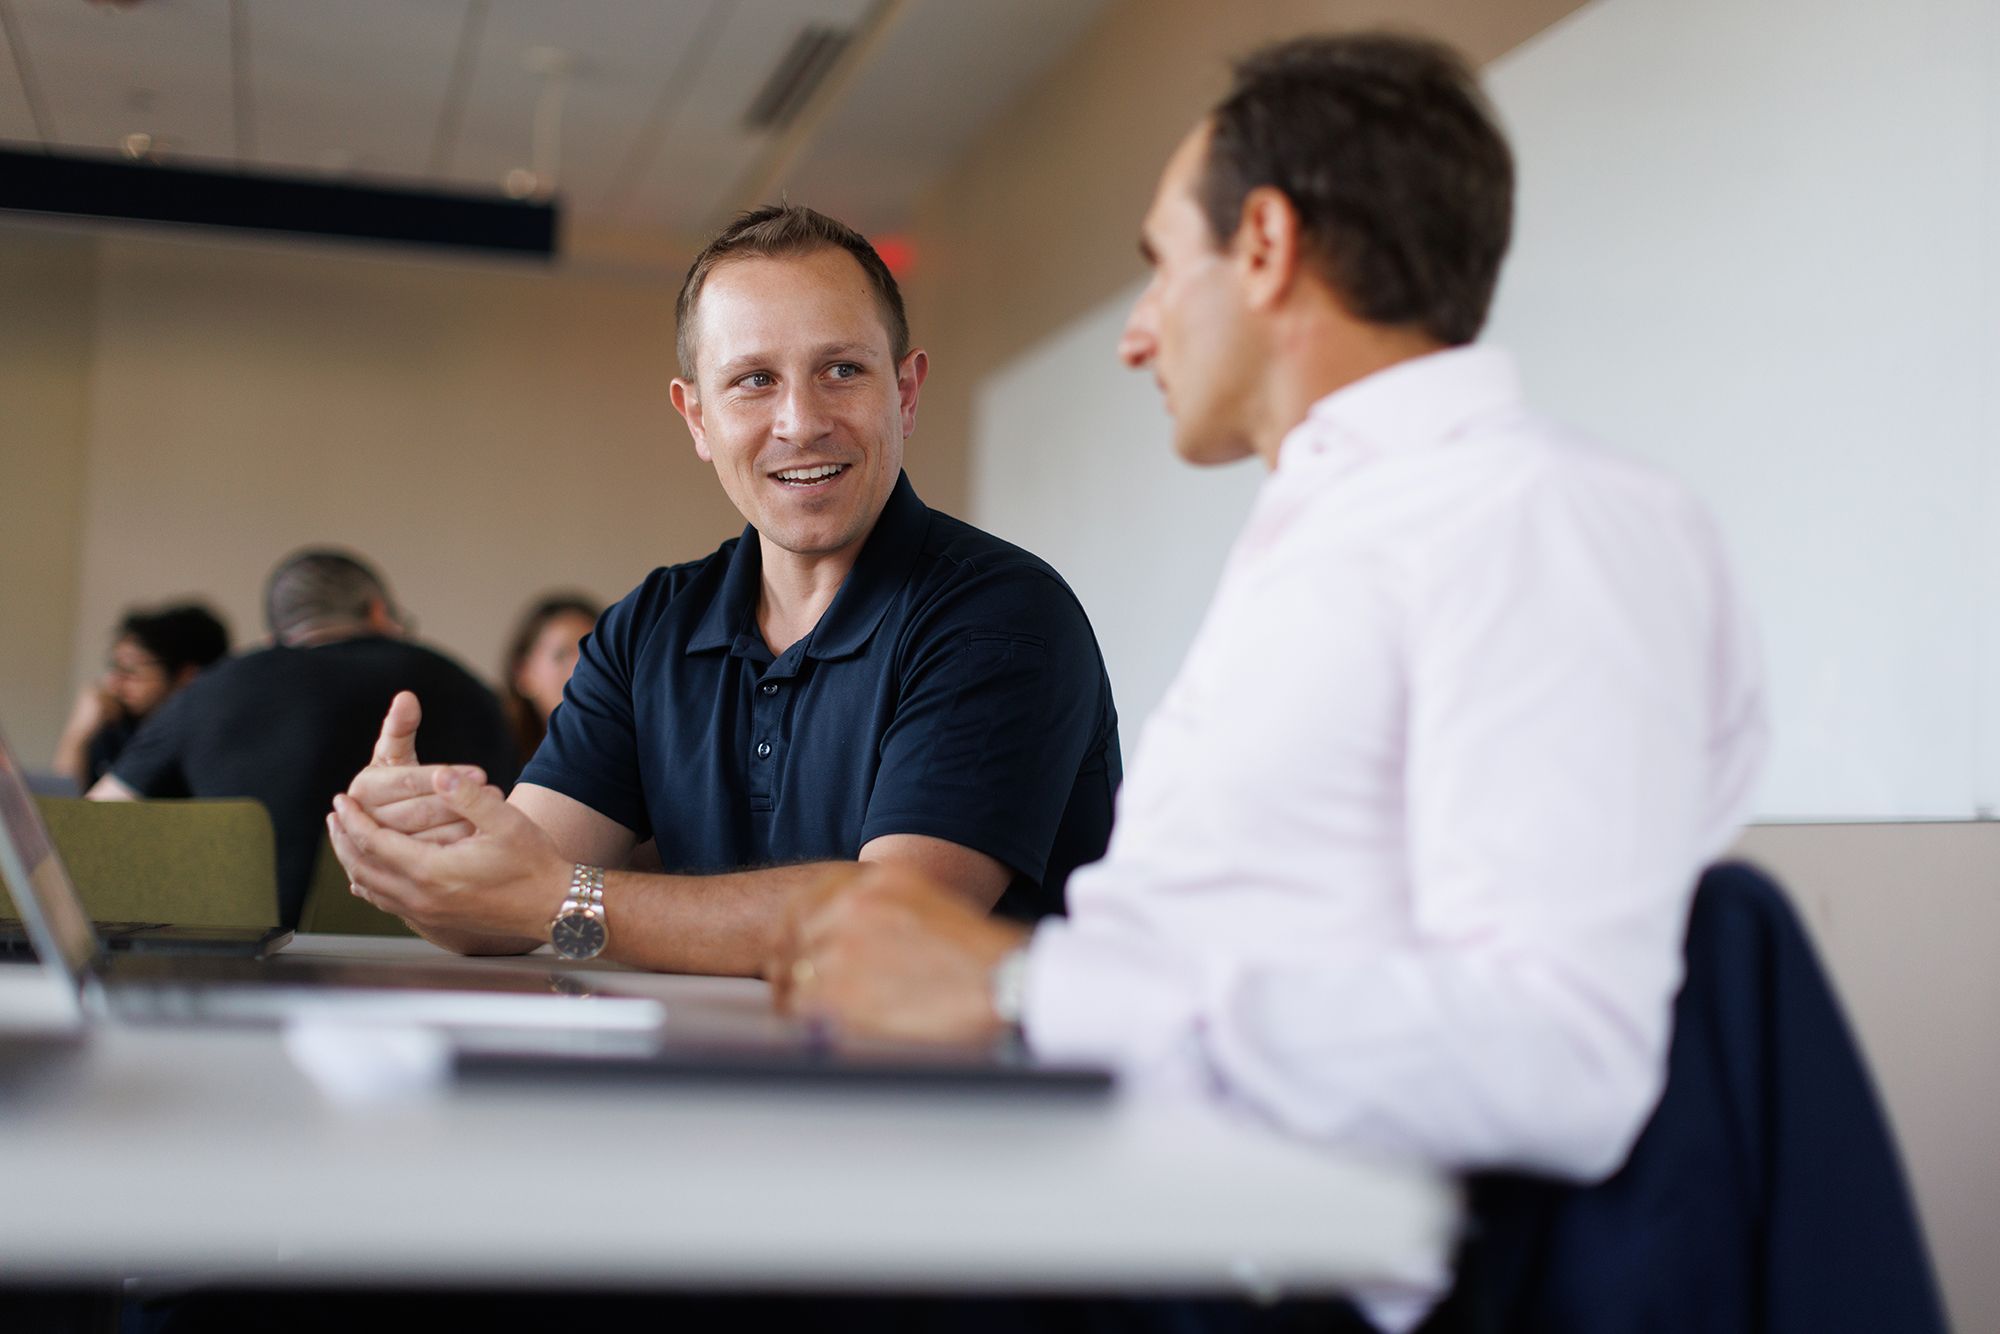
(521, 473, 1120, 921)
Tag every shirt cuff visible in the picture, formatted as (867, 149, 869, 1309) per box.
(1021, 917, 1202, 1071)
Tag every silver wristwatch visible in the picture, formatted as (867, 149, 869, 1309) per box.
(549, 863, 608, 961)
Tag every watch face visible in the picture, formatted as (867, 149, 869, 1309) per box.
(551, 911, 607, 960)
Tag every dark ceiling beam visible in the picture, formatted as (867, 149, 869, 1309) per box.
(0, 147, 558, 257)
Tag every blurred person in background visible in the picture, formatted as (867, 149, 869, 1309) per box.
(500, 593, 601, 769)
(90, 549, 516, 929)
(53, 602, 230, 792)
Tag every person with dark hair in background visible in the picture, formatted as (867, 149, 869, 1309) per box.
(89, 549, 516, 929)
(771, 32, 1767, 1332)
(53, 602, 230, 791)
(500, 593, 601, 769)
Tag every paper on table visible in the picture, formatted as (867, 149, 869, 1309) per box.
(283, 1016, 451, 1106)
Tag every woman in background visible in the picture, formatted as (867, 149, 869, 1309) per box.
(501, 593, 601, 769)
(54, 602, 230, 790)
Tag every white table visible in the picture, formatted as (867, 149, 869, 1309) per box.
(0, 936, 1456, 1298)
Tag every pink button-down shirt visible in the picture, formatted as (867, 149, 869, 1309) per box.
(1022, 345, 1767, 1324)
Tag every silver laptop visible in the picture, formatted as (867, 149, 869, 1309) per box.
(0, 726, 664, 1036)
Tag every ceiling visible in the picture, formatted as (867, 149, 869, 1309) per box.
(0, 0, 1112, 247)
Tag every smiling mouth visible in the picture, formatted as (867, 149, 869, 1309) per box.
(770, 463, 850, 489)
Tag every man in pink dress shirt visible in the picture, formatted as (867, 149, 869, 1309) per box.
(771, 32, 1766, 1329)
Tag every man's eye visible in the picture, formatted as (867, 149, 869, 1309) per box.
(828, 362, 861, 379)
(740, 372, 774, 389)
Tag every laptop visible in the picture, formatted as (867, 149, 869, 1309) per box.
(0, 725, 664, 1036)
(0, 920, 292, 959)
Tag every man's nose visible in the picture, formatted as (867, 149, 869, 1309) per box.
(1118, 308, 1155, 370)
(773, 381, 828, 440)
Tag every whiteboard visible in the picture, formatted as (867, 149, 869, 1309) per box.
(971, 0, 2000, 821)
(968, 288, 1262, 755)
(1482, 0, 2000, 818)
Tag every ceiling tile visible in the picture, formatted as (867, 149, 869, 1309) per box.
(605, 0, 873, 231)
(445, 0, 718, 205)
(14, 0, 233, 163)
(250, 0, 474, 184)
(782, 0, 1113, 235)
(0, 7, 44, 145)
(2, 0, 1112, 248)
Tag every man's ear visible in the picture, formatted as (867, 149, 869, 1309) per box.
(670, 378, 711, 463)
(171, 665, 200, 689)
(1235, 186, 1305, 310)
(896, 349, 929, 438)
(365, 597, 403, 637)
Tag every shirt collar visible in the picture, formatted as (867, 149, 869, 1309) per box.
(685, 471, 929, 662)
(1277, 344, 1524, 471)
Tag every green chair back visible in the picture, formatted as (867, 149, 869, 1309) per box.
(297, 833, 415, 937)
(6, 796, 281, 928)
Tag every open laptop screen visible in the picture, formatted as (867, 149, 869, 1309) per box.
(0, 727, 98, 985)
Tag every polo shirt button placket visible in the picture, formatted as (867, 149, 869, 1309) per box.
(749, 669, 786, 812)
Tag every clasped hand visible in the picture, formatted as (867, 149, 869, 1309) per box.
(327, 691, 565, 941)
(766, 862, 1027, 1045)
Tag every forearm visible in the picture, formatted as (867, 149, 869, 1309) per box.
(600, 862, 844, 976)
(1024, 917, 1676, 1180)
(52, 721, 97, 783)
(52, 739, 88, 784)
(415, 923, 544, 957)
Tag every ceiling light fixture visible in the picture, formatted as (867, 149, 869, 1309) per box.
(502, 46, 574, 203)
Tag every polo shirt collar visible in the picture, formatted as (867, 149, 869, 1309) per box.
(683, 471, 929, 662)
(804, 471, 928, 660)
(1278, 344, 1524, 470)
(685, 525, 765, 655)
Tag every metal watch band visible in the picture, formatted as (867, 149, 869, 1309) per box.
(550, 863, 609, 960)
(568, 862, 605, 912)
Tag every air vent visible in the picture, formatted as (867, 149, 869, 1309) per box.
(743, 25, 852, 132)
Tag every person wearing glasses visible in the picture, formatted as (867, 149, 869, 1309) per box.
(54, 602, 230, 791)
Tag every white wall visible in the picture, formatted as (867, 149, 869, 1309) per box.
(969, 283, 1261, 751)
(0, 220, 756, 753)
(974, 0, 2000, 824)
(1483, 0, 2000, 820)
(0, 230, 95, 768)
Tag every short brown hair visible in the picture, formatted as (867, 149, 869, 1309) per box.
(674, 204, 910, 379)
(1199, 32, 1514, 346)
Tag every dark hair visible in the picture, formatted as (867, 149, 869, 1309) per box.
(117, 603, 230, 676)
(1199, 32, 1514, 346)
(265, 547, 396, 642)
(501, 593, 602, 767)
(674, 204, 910, 379)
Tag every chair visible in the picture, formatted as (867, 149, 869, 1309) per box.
(296, 833, 415, 937)
(7, 796, 280, 928)
(1431, 861, 1948, 1334)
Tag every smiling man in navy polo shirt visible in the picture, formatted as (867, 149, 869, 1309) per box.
(327, 205, 1121, 974)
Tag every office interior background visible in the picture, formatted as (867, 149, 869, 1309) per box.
(1, 0, 1994, 1328)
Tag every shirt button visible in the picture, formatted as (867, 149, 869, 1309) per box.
(760, 683, 778, 696)
(756, 741, 772, 759)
